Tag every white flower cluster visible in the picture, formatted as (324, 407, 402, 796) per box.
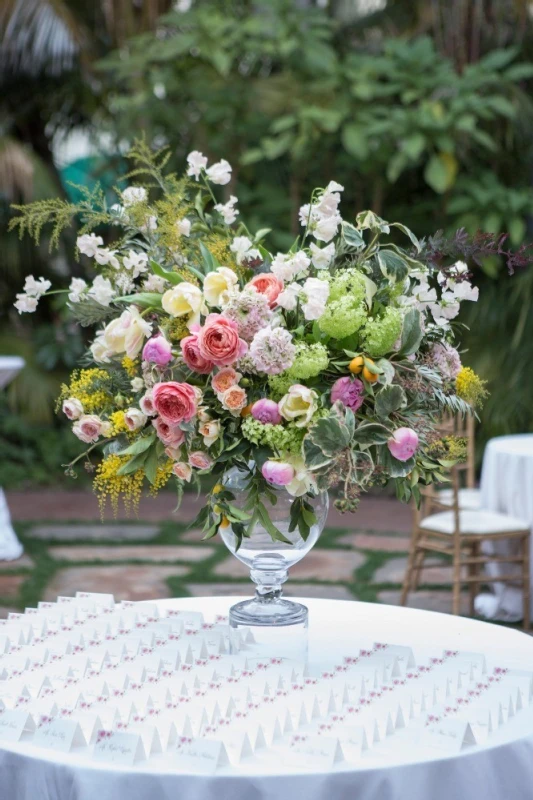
(271, 250, 310, 282)
(402, 261, 479, 326)
(186, 151, 232, 186)
(215, 195, 239, 225)
(277, 277, 330, 320)
(229, 236, 260, 265)
(299, 180, 344, 243)
(14, 275, 52, 313)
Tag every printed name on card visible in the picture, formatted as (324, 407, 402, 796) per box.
(172, 737, 229, 774)
(93, 729, 146, 765)
(285, 734, 344, 769)
(33, 717, 86, 752)
(0, 710, 35, 741)
(424, 718, 476, 753)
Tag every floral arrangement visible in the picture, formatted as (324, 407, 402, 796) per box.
(11, 141, 486, 545)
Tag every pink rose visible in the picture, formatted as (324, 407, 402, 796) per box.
(172, 462, 192, 482)
(246, 274, 284, 308)
(387, 427, 419, 462)
(140, 391, 156, 416)
(212, 368, 240, 395)
(142, 335, 173, 366)
(197, 314, 248, 367)
(152, 417, 185, 448)
(152, 381, 198, 424)
(72, 414, 106, 444)
(188, 451, 213, 470)
(124, 408, 147, 431)
(331, 376, 364, 412)
(262, 460, 295, 487)
(251, 398, 282, 425)
(181, 333, 215, 375)
(62, 397, 83, 420)
(220, 386, 247, 416)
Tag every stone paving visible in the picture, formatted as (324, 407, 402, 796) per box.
(0, 490, 497, 624)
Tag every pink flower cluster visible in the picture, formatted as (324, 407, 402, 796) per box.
(331, 376, 364, 412)
(181, 314, 248, 374)
(211, 368, 247, 416)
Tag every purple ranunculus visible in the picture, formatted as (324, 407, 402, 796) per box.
(261, 460, 295, 487)
(142, 335, 173, 366)
(331, 376, 364, 412)
(387, 427, 419, 462)
(251, 398, 282, 425)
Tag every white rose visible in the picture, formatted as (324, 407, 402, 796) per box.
(203, 267, 239, 306)
(162, 282, 204, 327)
(14, 294, 38, 314)
(310, 242, 335, 270)
(62, 397, 83, 420)
(206, 159, 232, 186)
(131, 377, 144, 392)
(122, 186, 147, 207)
(124, 407, 147, 431)
(186, 151, 207, 180)
(77, 233, 103, 257)
(278, 384, 318, 428)
(68, 278, 87, 303)
(101, 307, 152, 358)
(313, 214, 341, 243)
(88, 275, 115, 307)
(286, 456, 318, 497)
(301, 277, 329, 321)
(176, 218, 191, 236)
(199, 419, 221, 447)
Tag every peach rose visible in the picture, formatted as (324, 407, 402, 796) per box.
(180, 333, 215, 375)
(152, 381, 197, 424)
(188, 451, 213, 470)
(197, 314, 248, 367)
(220, 385, 247, 416)
(212, 368, 240, 395)
(172, 462, 192, 482)
(246, 273, 284, 308)
(152, 417, 185, 448)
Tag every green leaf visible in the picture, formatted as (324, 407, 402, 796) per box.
(342, 221, 365, 250)
(150, 259, 183, 286)
(303, 437, 333, 470)
(198, 241, 219, 274)
(116, 450, 149, 476)
(254, 228, 271, 243)
(115, 292, 163, 308)
(226, 505, 251, 522)
(351, 423, 391, 446)
(380, 447, 415, 478)
(377, 250, 409, 282)
(201, 524, 218, 541)
(117, 434, 156, 457)
(144, 447, 159, 485)
(390, 223, 421, 252)
(376, 358, 395, 385)
(399, 309, 423, 356)
(356, 210, 390, 233)
(341, 124, 368, 159)
(257, 502, 292, 544)
(401, 133, 426, 160)
(375, 385, 406, 418)
(309, 416, 351, 457)
(424, 152, 458, 194)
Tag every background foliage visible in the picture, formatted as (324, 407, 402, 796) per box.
(1, 0, 533, 486)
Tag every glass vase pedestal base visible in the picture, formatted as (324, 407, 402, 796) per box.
(229, 597, 309, 661)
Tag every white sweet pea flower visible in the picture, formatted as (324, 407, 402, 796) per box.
(206, 159, 232, 186)
(176, 218, 191, 236)
(122, 186, 147, 207)
(23, 275, 51, 297)
(203, 267, 239, 306)
(413, 281, 438, 310)
(94, 248, 119, 269)
(143, 274, 168, 293)
(314, 189, 341, 219)
(130, 377, 144, 392)
(77, 233, 103, 257)
(276, 282, 300, 311)
(452, 281, 479, 302)
(313, 213, 341, 243)
(429, 291, 460, 323)
(271, 251, 310, 282)
(123, 250, 149, 278)
(214, 196, 239, 225)
(68, 278, 87, 303)
(186, 150, 207, 180)
(88, 275, 116, 307)
(301, 277, 329, 320)
(230, 236, 260, 265)
(298, 203, 311, 227)
(14, 294, 38, 313)
(114, 274, 135, 294)
(325, 180, 344, 193)
(310, 242, 335, 270)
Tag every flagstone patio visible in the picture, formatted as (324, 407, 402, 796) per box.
(0, 490, 489, 622)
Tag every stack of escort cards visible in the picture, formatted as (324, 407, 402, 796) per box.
(0, 592, 532, 774)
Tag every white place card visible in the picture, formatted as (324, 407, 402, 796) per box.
(93, 729, 146, 765)
(424, 718, 476, 753)
(0, 710, 35, 741)
(284, 734, 344, 769)
(33, 717, 86, 752)
(172, 737, 229, 774)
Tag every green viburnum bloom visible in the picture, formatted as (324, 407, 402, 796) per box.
(287, 343, 329, 380)
(318, 296, 367, 338)
(361, 307, 403, 356)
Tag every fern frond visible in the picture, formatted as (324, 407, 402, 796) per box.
(69, 299, 116, 328)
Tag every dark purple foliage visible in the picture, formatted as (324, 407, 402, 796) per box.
(417, 228, 533, 275)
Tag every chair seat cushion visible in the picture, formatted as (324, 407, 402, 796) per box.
(420, 509, 529, 536)
(436, 487, 481, 511)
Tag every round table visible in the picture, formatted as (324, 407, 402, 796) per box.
(1, 596, 533, 800)
(479, 434, 533, 620)
(0, 356, 25, 561)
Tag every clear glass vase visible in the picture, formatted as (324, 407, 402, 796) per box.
(220, 464, 328, 659)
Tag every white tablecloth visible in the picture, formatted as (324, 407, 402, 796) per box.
(479, 434, 533, 619)
(0, 356, 25, 561)
(1, 596, 533, 800)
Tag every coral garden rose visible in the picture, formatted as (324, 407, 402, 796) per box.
(62, 397, 83, 420)
(212, 368, 240, 395)
(124, 408, 147, 432)
(331, 376, 364, 412)
(172, 462, 192, 482)
(387, 427, 419, 462)
(188, 451, 213, 470)
(152, 416, 185, 448)
(251, 398, 282, 425)
(152, 381, 198, 424)
(261, 460, 295, 487)
(278, 384, 318, 428)
(220, 385, 247, 416)
(181, 333, 215, 374)
(246, 274, 284, 308)
(197, 314, 248, 367)
(72, 414, 108, 444)
(142, 335, 173, 366)
(203, 267, 239, 307)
